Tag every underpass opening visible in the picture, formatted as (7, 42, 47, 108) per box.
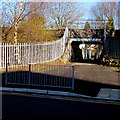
(70, 40, 103, 64)
(68, 19, 112, 64)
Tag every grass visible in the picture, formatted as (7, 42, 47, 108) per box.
(109, 66, 120, 72)
(2, 57, 119, 72)
(108, 59, 120, 72)
(0, 58, 71, 73)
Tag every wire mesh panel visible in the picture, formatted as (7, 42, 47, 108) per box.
(5, 64, 74, 90)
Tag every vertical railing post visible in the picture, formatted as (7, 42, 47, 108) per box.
(103, 20, 106, 56)
(5, 61, 8, 86)
(0, 43, 1, 69)
(5, 43, 8, 85)
(72, 66, 74, 90)
(28, 64, 31, 87)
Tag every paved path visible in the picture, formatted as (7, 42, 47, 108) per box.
(72, 63, 119, 86)
(39, 63, 119, 86)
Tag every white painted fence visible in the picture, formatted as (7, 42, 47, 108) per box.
(0, 28, 68, 68)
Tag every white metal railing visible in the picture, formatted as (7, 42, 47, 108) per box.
(0, 28, 68, 68)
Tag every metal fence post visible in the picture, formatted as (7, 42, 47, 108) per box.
(5, 44, 8, 86)
(103, 20, 106, 55)
(0, 43, 1, 69)
(28, 64, 31, 87)
(72, 66, 74, 90)
(5, 62, 8, 86)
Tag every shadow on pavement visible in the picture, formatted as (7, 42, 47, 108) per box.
(2, 71, 120, 97)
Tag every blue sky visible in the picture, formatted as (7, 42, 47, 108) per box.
(80, 2, 96, 19)
(2, 0, 119, 2)
(2, 0, 119, 29)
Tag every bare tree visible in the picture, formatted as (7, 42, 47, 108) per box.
(91, 2, 118, 29)
(2, 1, 45, 43)
(2, 1, 45, 64)
(45, 2, 85, 30)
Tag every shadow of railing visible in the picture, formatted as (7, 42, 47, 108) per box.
(2, 71, 73, 91)
(2, 71, 120, 97)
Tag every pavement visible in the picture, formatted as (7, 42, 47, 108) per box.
(1, 87, 120, 101)
(97, 88, 120, 99)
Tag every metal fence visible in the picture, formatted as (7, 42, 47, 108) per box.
(5, 64, 74, 90)
(105, 38, 120, 59)
(0, 28, 68, 68)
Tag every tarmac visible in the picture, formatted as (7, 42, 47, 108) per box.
(72, 63, 120, 86)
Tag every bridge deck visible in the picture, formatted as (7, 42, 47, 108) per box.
(70, 38, 102, 44)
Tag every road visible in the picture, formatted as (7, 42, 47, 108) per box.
(1, 92, 120, 120)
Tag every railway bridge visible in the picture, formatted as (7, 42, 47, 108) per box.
(64, 29, 105, 62)
(63, 28, 120, 62)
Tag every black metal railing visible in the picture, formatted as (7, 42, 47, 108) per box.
(5, 63, 74, 90)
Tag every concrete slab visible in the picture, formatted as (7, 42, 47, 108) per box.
(48, 90, 69, 96)
(1, 87, 120, 101)
(69, 92, 90, 98)
(14, 88, 27, 92)
(0, 87, 2, 91)
(69, 92, 81, 97)
(26, 89, 47, 94)
(97, 88, 111, 98)
(1, 87, 14, 92)
(109, 89, 120, 99)
(97, 88, 120, 100)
